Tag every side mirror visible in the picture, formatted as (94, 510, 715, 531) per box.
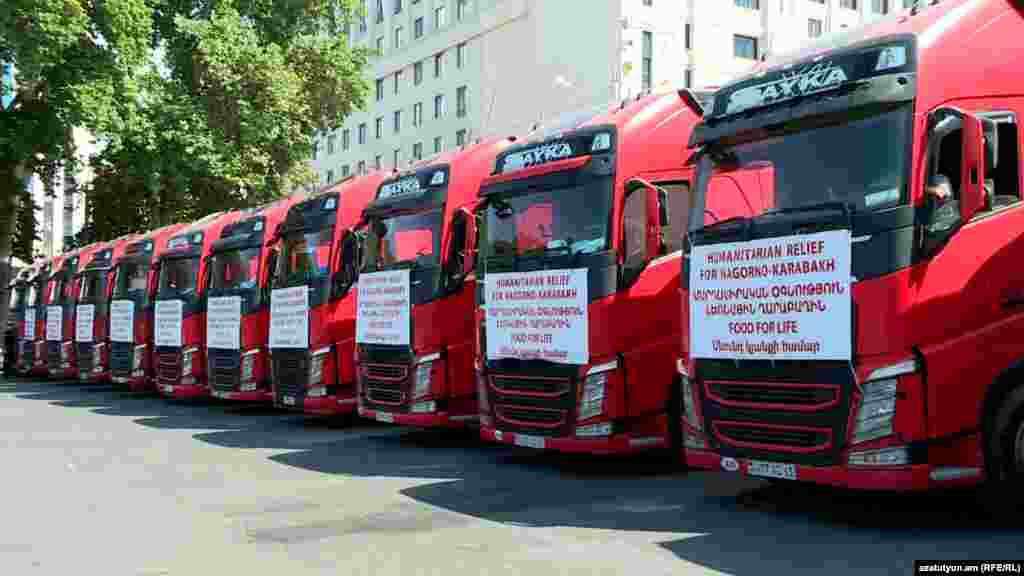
(960, 112, 987, 223)
(463, 210, 478, 277)
(644, 185, 661, 262)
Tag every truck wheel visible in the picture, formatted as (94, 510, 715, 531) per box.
(665, 377, 686, 469)
(984, 386, 1024, 515)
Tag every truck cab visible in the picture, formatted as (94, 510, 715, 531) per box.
(355, 139, 515, 427)
(269, 173, 386, 416)
(50, 244, 110, 379)
(109, 223, 187, 391)
(154, 211, 242, 399)
(75, 236, 137, 382)
(33, 256, 62, 377)
(6, 266, 32, 376)
(474, 91, 705, 454)
(206, 197, 300, 402)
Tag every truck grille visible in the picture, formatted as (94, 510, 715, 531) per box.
(110, 342, 132, 376)
(156, 350, 181, 386)
(363, 363, 409, 406)
(707, 381, 838, 410)
(273, 350, 308, 406)
(489, 374, 573, 433)
(714, 422, 832, 453)
(209, 349, 240, 392)
(77, 343, 95, 373)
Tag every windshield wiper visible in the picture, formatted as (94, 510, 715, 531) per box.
(764, 201, 855, 217)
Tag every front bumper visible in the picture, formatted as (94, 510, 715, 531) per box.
(481, 426, 666, 455)
(684, 448, 983, 491)
(159, 382, 208, 400)
(359, 405, 473, 428)
(211, 389, 273, 402)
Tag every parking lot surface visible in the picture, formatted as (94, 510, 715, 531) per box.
(1, 376, 1020, 575)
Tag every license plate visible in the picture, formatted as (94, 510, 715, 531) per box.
(163, 385, 174, 394)
(747, 460, 797, 481)
(514, 434, 545, 450)
(213, 390, 227, 399)
(376, 413, 394, 423)
(282, 395, 296, 406)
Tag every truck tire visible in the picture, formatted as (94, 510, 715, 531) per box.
(984, 385, 1024, 516)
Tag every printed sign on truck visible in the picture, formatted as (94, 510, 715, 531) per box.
(356, 269, 411, 346)
(109, 300, 134, 343)
(484, 268, 589, 365)
(206, 296, 242, 350)
(46, 305, 62, 341)
(269, 286, 309, 349)
(24, 309, 36, 340)
(154, 300, 183, 348)
(689, 229, 852, 361)
(76, 304, 95, 343)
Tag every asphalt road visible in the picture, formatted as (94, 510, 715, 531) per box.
(1, 376, 1021, 576)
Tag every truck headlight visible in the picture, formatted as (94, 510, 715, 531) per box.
(182, 347, 198, 376)
(576, 422, 613, 437)
(309, 347, 329, 386)
(93, 343, 104, 371)
(132, 344, 145, 371)
(414, 362, 432, 398)
(241, 349, 258, 382)
(61, 342, 70, 362)
(852, 377, 898, 444)
(578, 371, 608, 421)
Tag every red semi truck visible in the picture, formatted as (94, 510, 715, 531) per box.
(206, 197, 300, 402)
(75, 235, 138, 382)
(109, 223, 187, 391)
(10, 264, 38, 374)
(682, 0, 1024, 495)
(268, 174, 386, 416)
(48, 244, 108, 380)
(354, 139, 517, 427)
(154, 211, 243, 400)
(32, 255, 63, 377)
(474, 91, 704, 453)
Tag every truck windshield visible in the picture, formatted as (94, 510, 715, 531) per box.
(279, 227, 333, 281)
(78, 270, 106, 303)
(209, 247, 261, 292)
(362, 209, 443, 271)
(693, 105, 911, 228)
(157, 256, 200, 300)
(113, 260, 149, 301)
(482, 178, 612, 266)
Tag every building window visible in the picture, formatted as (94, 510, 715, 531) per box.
(808, 18, 823, 38)
(359, 0, 368, 32)
(376, 0, 384, 23)
(456, 42, 466, 68)
(434, 5, 446, 29)
(840, 0, 858, 9)
(342, 129, 351, 151)
(413, 102, 423, 127)
(685, 23, 692, 50)
(327, 133, 336, 154)
(375, 116, 384, 139)
(375, 36, 384, 55)
(414, 61, 423, 85)
(734, 0, 759, 9)
(434, 136, 443, 153)
(734, 35, 758, 59)
(394, 0, 403, 14)
(375, 155, 382, 170)
(358, 160, 367, 175)
(327, 169, 335, 183)
(456, 129, 467, 147)
(684, 68, 693, 88)
(413, 142, 423, 161)
(872, 0, 888, 13)
(393, 148, 401, 169)
(456, 86, 468, 118)
(393, 109, 402, 133)
(312, 139, 319, 160)
(643, 0, 652, 5)
(414, 17, 424, 38)
(434, 93, 446, 119)
(342, 164, 350, 177)
(642, 31, 653, 93)
(434, 52, 444, 78)
(376, 78, 384, 102)
(394, 26, 403, 49)
(358, 123, 367, 145)
(456, 0, 468, 21)
(809, 0, 825, 3)
(394, 70, 402, 95)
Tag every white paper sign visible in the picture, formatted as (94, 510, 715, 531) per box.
(207, 296, 242, 350)
(154, 300, 183, 348)
(484, 268, 589, 365)
(76, 304, 95, 343)
(356, 269, 411, 346)
(110, 300, 135, 343)
(24, 309, 36, 340)
(270, 286, 309, 349)
(46, 305, 62, 341)
(689, 229, 852, 361)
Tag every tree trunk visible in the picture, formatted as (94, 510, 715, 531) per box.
(0, 162, 27, 366)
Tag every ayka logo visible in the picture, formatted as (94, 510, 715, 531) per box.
(721, 457, 740, 472)
(726, 61, 849, 114)
(503, 142, 573, 173)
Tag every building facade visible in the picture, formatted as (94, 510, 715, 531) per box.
(30, 127, 95, 258)
(311, 0, 913, 184)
